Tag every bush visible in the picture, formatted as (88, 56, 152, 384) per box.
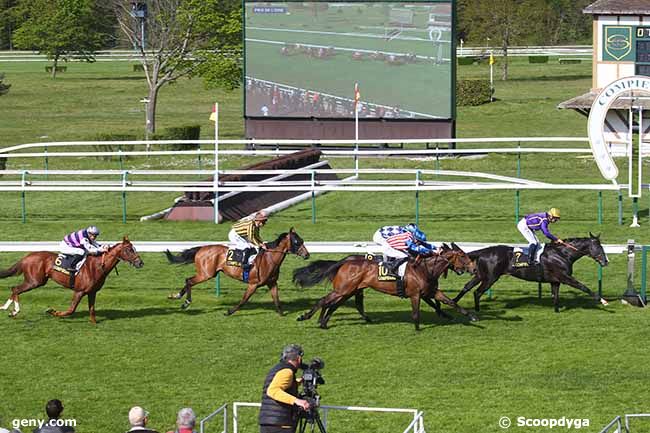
(457, 57, 474, 66)
(528, 55, 549, 64)
(0, 73, 10, 96)
(91, 133, 138, 160)
(151, 125, 201, 151)
(0, 156, 6, 173)
(457, 80, 492, 106)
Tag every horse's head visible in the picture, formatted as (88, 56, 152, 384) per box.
(288, 228, 310, 259)
(112, 236, 144, 268)
(585, 232, 608, 267)
(439, 243, 475, 275)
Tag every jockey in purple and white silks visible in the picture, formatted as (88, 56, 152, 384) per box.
(59, 226, 107, 268)
(517, 208, 563, 264)
(372, 223, 435, 276)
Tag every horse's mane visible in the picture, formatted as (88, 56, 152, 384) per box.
(266, 232, 289, 249)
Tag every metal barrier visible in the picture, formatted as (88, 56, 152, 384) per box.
(200, 403, 228, 433)
(599, 416, 622, 433)
(232, 402, 424, 433)
(625, 414, 650, 432)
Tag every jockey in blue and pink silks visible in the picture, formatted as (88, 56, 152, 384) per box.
(372, 223, 436, 277)
(517, 208, 564, 264)
(59, 226, 108, 270)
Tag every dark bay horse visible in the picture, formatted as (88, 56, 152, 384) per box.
(0, 237, 144, 323)
(452, 233, 609, 313)
(165, 228, 309, 315)
(293, 244, 477, 330)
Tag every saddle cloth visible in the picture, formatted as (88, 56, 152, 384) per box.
(53, 254, 86, 275)
(226, 248, 257, 268)
(365, 253, 402, 281)
(512, 244, 545, 268)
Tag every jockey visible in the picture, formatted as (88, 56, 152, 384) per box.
(59, 226, 108, 270)
(372, 223, 435, 276)
(517, 208, 563, 264)
(228, 211, 268, 272)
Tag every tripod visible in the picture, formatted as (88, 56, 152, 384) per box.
(296, 406, 327, 433)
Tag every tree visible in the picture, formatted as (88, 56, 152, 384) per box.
(460, 0, 533, 80)
(0, 0, 19, 50)
(113, 0, 242, 134)
(12, 0, 113, 78)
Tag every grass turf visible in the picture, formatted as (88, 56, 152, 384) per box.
(1, 57, 650, 433)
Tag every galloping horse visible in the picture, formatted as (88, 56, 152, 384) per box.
(0, 237, 144, 323)
(165, 228, 310, 315)
(293, 244, 478, 330)
(452, 233, 609, 313)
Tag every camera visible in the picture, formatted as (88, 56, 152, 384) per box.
(299, 357, 325, 402)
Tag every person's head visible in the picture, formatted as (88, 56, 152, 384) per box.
(86, 225, 100, 241)
(128, 406, 149, 428)
(281, 343, 303, 367)
(254, 211, 268, 227)
(45, 399, 64, 420)
(176, 408, 196, 430)
(547, 208, 560, 223)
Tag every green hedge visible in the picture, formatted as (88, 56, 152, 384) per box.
(0, 156, 6, 173)
(457, 79, 492, 106)
(528, 55, 549, 63)
(92, 133, 138, 160)
(151, 125, 201, 151)
(457, 57, 474, 66)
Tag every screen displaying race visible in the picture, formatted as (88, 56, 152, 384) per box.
(244, 1, 453, 120)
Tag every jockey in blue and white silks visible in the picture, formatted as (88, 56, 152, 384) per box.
(372, 223, 435, 275)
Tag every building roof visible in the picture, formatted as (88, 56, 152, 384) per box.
(584, 0, 650, 15)
(558, 90, 650, 113)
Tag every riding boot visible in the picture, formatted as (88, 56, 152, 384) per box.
(385, 257, 407, 277)
(67, 254, 83, 272)
(527, 244, 538, 265)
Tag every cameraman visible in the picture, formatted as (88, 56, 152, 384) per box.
(259, 344, 311, 433)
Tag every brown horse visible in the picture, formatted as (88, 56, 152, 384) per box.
(0, 237, 144, 323)
(293, 244, 478, 330)
(165, 228, 310, 315)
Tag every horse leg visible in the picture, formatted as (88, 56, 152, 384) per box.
(423, 297, 452, 319)
(5, 277, 48, 317)
(267, 282, 284, 316)
(452, 275, 481, 304)
(434, 290, 479, 321)
(550, 282, 560, 313)
(319, 295, 349, 329)
(558, 275, 608, 306)
(410, 295, 422, 331)
(47, 291, 85, 318)
(87, 291, 97, 324)
(472, 276, 500, 312)
(297, 291, 342, 322)
(225, 283, 260, 316)
(354, 291, 372, 323)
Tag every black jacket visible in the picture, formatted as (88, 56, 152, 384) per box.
(259, 361, 299, 427)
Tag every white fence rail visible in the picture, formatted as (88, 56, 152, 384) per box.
(0, 241, 630, 254)
(232, 402, 424, 433)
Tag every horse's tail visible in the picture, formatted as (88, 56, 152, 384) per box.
(165, 247, 201, 265)
(0, 261, 22, 278)
(293, 259, 348, 288)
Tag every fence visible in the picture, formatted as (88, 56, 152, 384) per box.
(1, 137, 647, 225)
(231, 402, 424, 433)
(200, 403, 228, 433)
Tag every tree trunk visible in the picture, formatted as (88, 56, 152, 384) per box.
(51, 56, 58, 79)
(146, 86, 159, 135)
(501, 45, 508, 81)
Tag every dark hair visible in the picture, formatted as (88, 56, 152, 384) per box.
(46, 399, 64, 419)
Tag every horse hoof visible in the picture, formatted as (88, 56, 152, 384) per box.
(297, 315, 305, 321)
(45, 308, 55, 315)
(224, 310, 234, 316)
(168, 293, 181, 300)
(600, 298, 609, 306)
(469, 315, 479, 322)
(180, 300, 191, 310)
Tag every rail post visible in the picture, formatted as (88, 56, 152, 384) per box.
(215, 273, 221, 296)
(20, 170, 27, 223)
(631, 197, 640, 227)
(121, 171, 129, 223)
(598, 265, 603, 298)
(618, 190, 623, 225)
(311, 170, 316, 224)
(627, 239, 636, 295)
(515, 143, 521, 222)
(598, 191, 603, 224)
(415, 170, 420, 225)
(118, 145, 124, 171)
(641, 246, 648, 304)
(44, 143, 48, 179)
(435, 143, 440, 171)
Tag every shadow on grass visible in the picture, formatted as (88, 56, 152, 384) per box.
(70, 76, 146, 81)
(500, 295, 615, 313)
(96, 306, 210, 320)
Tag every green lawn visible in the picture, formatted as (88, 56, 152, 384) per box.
(1, 57, 649, 433)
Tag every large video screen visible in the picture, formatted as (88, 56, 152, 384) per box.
(244, 1, 453, 120)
